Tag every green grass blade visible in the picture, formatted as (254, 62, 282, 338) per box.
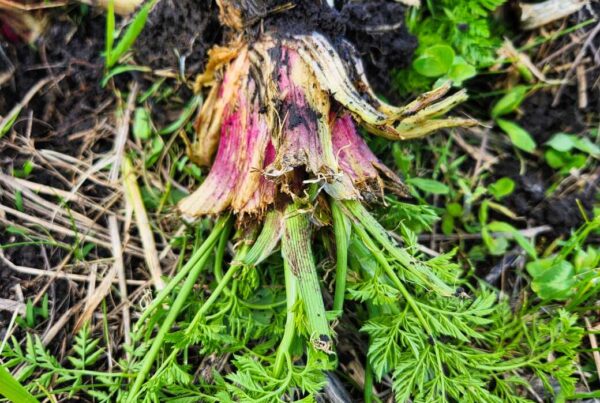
(106, 0, 154, 68)
(0, 364, 38, 403)
(105, 0, 115, 66)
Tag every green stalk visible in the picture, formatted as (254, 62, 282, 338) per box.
(213, 217, 233, 283)
(282, 203, 331, 352)
(135, 216, 231, 328)
(351, 223, 434, 337)
(0, 364, 38, 403)
(128, 217, 231, 401)
(244, 210, 283, 266)
(185, 262, 242, 332)
(273, 259, 298, 377)
(344, 200, 453, 296)
(331, 200, 351, 313)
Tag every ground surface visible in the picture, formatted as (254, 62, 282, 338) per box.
(0, 1, 599, 402)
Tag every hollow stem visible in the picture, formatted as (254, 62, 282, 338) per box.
(331, 199, 351, 313)
(344, 200, 452, 296)
(282, 202, 331, 352)
(273, 259, 298, 378)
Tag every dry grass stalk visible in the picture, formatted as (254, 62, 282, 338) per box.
(520, 0, 588, 30)
(123, 156, 165, 291)
(109, 214, 132, 352)
(0, 77, 55, 132)
(75, 86, 138, 330)
(0, 250, 144, 285)
(0, 298, 26, 315)
(584, 318, 600, 383)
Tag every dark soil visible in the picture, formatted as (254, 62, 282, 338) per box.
(506, 169, 597, 233)
(518, 89, 591, 145)
(340, 0, 417, 96)
(242, 0, 417, 99)
(134, 0, 222, 73)
(1, 10, 108, 138)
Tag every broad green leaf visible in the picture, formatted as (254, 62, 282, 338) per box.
(546, 132, 600, 156)
(413, 45, 455, 78)
(491, 86, 527, 118)
(497, 119, 537, 153)
(441, 214, 455, 235)
(446, 202, 463, 217)
(488, 177, 515, 200)
(407, 178, 450, 195)
(574, 247, 599, 272)
(527, 260, 575, 301)
(544, 149, 587, 171)
(145, 136, 164, 167)
(447, 56, 476, 85)
(575, 137, 600, 156)
(546, 133, 577, 152)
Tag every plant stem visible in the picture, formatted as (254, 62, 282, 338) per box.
(128, 217, 231, 401)
(344, 200, 453, 296)
(282, 202, 331, 352)
(331, 199, 350, 313)
(351, 222, 434, 337)
(0, 364, 38, 403)
(186, 263, 241, 331)
(135, 216, 231, 328)
(244, 210, 283, 266)
(273, 259, 298, 377)
(214, 218, 232, 282)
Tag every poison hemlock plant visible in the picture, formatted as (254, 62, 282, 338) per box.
(4, 0, 595, 401)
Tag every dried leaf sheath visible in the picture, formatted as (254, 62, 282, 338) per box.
(181, 33, 475, 220)
(179, 54, 271, 218)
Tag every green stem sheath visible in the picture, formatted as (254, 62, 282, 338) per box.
(273, 259, 298, 377)
(331, 200, 351, 313)
(282, 203, 331, 352)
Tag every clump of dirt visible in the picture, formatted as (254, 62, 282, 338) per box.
(1, 10, 109, 142)
(133, 0, 416, 99)
(260, 0, 345, 39)
(259, 0, 416, 97)
(340, 0, 417, 95)
(134, 0, 222, 72)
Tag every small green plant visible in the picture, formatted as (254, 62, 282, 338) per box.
(544, 132, 600, 173)
(398, 0, 506, 93)
(527, 216, 600, 303)
(492, 86, 537, 153)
